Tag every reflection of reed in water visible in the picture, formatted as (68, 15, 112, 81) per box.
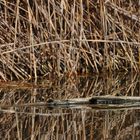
(0, 72, 140, 104)
(0, 106, 140, 139)
(0, 72, 140, 139)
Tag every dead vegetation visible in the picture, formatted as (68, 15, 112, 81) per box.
(0, 0, 140, 80)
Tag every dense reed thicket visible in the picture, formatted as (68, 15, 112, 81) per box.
(0, 0, 140, 80)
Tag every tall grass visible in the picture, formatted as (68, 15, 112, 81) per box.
(0, 0, 140, 80)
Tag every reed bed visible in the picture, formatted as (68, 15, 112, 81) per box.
(0, 73, 140, 139)
(0, 0, 140, 81)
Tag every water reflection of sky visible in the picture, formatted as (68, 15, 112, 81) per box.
(0, 72, 140, 139)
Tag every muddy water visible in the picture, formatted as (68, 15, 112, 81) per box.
(0, 72, 140, 139)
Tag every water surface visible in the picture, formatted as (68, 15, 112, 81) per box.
(0, 72, 140, 139)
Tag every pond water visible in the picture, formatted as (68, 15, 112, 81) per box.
(0, 72, 140, 139)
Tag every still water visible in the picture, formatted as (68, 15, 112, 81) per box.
(0, 72, 140, 139)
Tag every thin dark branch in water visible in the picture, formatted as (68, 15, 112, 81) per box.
(47, 96, 140, 105)
(1, 96, 140, 108)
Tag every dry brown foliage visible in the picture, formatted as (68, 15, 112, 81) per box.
(0, 0, 140, 80)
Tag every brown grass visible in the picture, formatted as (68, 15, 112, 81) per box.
(0, 0, 140, 81)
